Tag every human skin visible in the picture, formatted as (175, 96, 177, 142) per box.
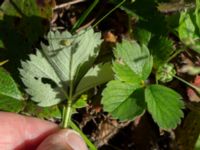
(0, 112, 88, 150)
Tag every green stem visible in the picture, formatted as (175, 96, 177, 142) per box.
(61, 84, 73, 128)
(174, 75, 200, 93)
(166, 48, 184, 63)
(61, 40, 74, 128)
(92, 0, 126, 28)
(62, 101, 72, 128)
(70, 121, 97, 150)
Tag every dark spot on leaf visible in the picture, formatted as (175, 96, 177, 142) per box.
(134, 55, 148, 62)
(41, 77, 57, 88)
(34, 77, 39, 80)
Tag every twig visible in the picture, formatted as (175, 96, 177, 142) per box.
(53, 0, 86, 10)
(158, 2, 195, 13)
(76, 18, 96, 32)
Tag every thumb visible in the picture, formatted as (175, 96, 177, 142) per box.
(36, 129, 88, 150)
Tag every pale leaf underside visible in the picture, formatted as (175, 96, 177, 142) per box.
(20, 28, 104, 107)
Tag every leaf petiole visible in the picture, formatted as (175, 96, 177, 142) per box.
(174, 75, 200, 94)
(62, 100, 72, 128)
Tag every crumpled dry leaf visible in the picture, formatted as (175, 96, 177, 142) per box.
(187, 76, 200, 102)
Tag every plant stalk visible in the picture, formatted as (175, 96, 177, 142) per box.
(166, 48, 184, 63)
(70, 121, 97, 150)
(174, 75, 200, 93)
(62, 101, 72, 128)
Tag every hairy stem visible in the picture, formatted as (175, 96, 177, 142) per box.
(166, 48, 184, 63)
(174, 75, 200, 93)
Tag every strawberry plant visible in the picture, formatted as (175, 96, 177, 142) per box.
(19, 28, 113, 128)
(101, 40, 184, 129)
(1, 0, 200, 149)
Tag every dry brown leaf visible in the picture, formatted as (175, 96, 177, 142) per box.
(103, 31, 117, 43)
(187, 76, 200, 102)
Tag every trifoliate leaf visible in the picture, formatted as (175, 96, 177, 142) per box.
(112, 61, 142, 84)
(0, 67, 24, 112)
(75, 63, 113, 95)
(178, 11, 200, 53)
(102, 80, 145, 121)
(149, 36, 174, 68)
(145, 85, 184, 129)
(20, 28, 102, 107)
(114, 40, 153, 80)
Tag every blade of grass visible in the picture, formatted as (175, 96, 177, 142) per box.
(92, 0, 126, 28)
(0, 60, 9, 66)
(71, 0, 99, 32)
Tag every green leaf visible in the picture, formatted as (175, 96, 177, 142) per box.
(24, 101, 61, 119)
(20, 28, 102, 107)
(75, 63, 113, 96)
(109, 0, 167, 35)
(178, 10, 200, 53)
(42, 28, 102, 83)
(73, 94, 88, 109)
(149, 36, 174, 68)
(0, 67, 24, 112)
(0, 40, 4, 48)
(102, 80, 145, 121)
(114, 40, 153, 80)
(113, 61, 142, 84)
(0, 95, 24, 112)
(195, 134, 200, 150)
(133, 28, 152, 45)
(195, 0, 200, 31)
(145, 85, 184, 129)
(20, 51, 62, 107)
(0, 0, 52, 76)
(109, 0, 137, 17)
(1, 0, 52, 18)
(0, 67, 22, 100)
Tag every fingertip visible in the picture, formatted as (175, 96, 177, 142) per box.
(37, 129, 88, 150)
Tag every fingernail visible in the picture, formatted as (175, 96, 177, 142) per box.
(64, 129, 88, 150)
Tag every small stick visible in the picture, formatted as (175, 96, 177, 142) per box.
(76, 18, 96, 32)
(53, 0, 86, 10)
